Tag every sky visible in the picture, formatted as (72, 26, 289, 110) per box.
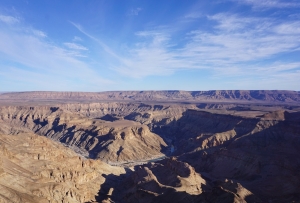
(0, 0, 299, 91)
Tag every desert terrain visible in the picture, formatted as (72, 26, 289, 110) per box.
(0, 90, 299, 203)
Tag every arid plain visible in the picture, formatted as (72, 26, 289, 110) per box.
(0, 90, 300, 203)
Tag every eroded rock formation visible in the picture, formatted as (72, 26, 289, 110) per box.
(0, 92, 300, 202)
(0, 106, 167, 163)
(0, 133, 125, 203)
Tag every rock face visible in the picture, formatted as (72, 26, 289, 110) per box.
(99, 157, 262, 203)
(0, 106, 167, 163)
(0, 90, 299, 103)
(0, 133, 125, 203)
(101, 109, 300, 203)
(173, 110, 300, 202)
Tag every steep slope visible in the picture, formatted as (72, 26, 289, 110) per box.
(98, 157, 262, 203)
(0, 132, 262, 203)
(0, 132, 125, 203)
(0, 106, 167, 163)
(96, 110, 300, 203)
(174, 111, 300, 202)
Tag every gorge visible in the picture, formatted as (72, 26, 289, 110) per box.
(0, 90, 299, 203)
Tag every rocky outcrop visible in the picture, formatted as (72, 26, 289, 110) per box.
(0, 106, 167, 163)
(98, 157, 262, 203)
(0, 133, 125, 203)
(176, 110, 300, 203)
(97, 109, 300, 203)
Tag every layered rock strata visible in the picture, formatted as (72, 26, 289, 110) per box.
(0, 90, 299, 103)
(0, 133, 124, 203)
(0, 106, 167, 163)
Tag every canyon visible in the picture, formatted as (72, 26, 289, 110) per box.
(0, 91, 299, 203)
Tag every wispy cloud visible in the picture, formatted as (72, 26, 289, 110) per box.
(73, 36, 82, 41)
(109, 12, 300, 83)
(68, 8, 300, 89)
(0, 14, 112, 91)
(0, 15, 19, 24)
(70, 21, 124, 62)
(0, 2, 298, 91)
(127, 8, 142, 16)
(190, 14, 299, 62)
(30, 29, 47, 37)
(234, 0, 300, 9)
(64, 42, 88, 50)
(114, 31, 195, 78)
(184, 14, 300, 64)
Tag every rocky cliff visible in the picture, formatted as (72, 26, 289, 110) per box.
(96, 110, 300, 203)
(0, 106, 167, 163)
(0, 133, 125, 203)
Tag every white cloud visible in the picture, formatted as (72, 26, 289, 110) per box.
(64, 42, 88, 50)
(0, 15, 19, 24)
(31, 29, 47, 37)
(110, 13, 300, 82)
(273, 21, 300, 35)
(114, 31, 194, 78)
(184, 14, 300, 64)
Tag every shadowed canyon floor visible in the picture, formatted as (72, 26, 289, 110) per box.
(0, 91, 300, 203)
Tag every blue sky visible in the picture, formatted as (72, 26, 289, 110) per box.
(0, 0, 299, 91)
